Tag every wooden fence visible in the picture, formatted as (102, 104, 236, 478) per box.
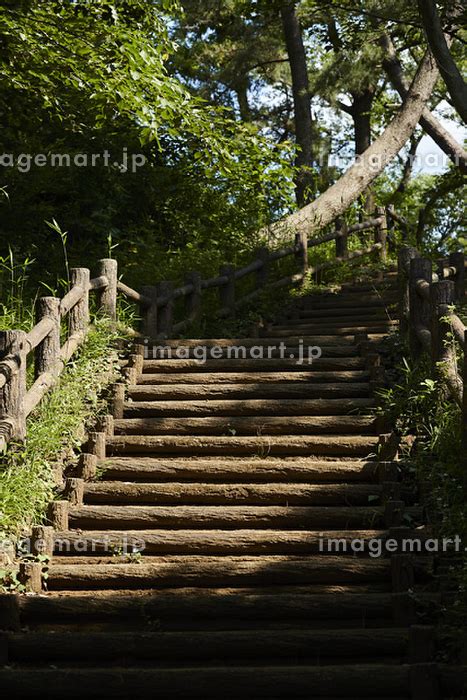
(0, 206, 395, 450)
(120, 205, 389, 338)
(398, 246, 466, 447)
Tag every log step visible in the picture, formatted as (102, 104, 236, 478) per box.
(106, 434, 379, 457)
(123, 398, 376, 418)
(46, 555, 391, 590)
(268, 325, 393, 336)
(113, 416, 379, 437)
(273, 319, 397, 330)
(261, 329, 388, 339)
(82, 482, 383, 506)
(142, 357, 367, 372)
(52, 528, 387, 556)
(69, 504, 387, 530)
(127, 383, 372, 402)
(0, 664, 413, 699)
(97, 457, 383, 483)
(136, 371, 371, 385)
(142, 336, 357, 347)
(4, 628, 409, 663)
(8, 589, 398, 625)
(296, 307, 393, 319)
(297, 296, 396, 309)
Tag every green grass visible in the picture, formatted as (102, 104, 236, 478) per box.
(0, 318, 125, 541)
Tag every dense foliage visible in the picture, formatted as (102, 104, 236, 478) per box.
(0, 0, 465, 296)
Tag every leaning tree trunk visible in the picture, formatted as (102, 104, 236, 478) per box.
(417, 0, 467, 124)
(269, 50, 439, 236)
(280, 0, 314, 207)
(381, 33, 467, 172)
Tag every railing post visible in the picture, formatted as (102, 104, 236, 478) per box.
(386, 205, 396, 251)
(141, 286, 158, 338)
(157, 280, 174, 337)
(69, 268, 90, 335)
(219, 265, 236, 316)
(35, 297, 60, 378)
(374, 206, 387, 263)
(409, 257, 432, 358)
(294, 231, 308, 276)
(0, 330, 27, 442)
(430, 280, 455, 375)
(255, 247, 270, 289)
(96, 258, 118, 322)
(398, 246, 418, 337)
(335, 218, 348, 260)
(185, 272, 202, 322)
(449, 251, 465, 301)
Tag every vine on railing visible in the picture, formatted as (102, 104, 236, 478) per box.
(0, 206, 396, 450)
(398, 245, 466, 448)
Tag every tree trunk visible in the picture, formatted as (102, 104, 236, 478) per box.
(381, 33, 467, 172)
(269, 50, 439, 236)
(280, 1, 314, 206)
(235, 78, 251, 121)
(352, 90, 373, 156)
(352, 88, 375, 213)
(417, 0, 467, 124)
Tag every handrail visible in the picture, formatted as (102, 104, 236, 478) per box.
(60, 284, 86, 316)
(0, 259, 117, 448)
(399, 246, 466, 443)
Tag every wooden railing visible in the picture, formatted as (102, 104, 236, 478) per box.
(0, 206, 397, 451)
(121, 206, 391, 338)
(0, 260, 118, 450)
(398, 246, 466, 445)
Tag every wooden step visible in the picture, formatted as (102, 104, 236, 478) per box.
(299, 291, 397, 304)
(7, 589, 397, 625)
(82, 482, 383, 506)
(143, 336, 357, 347)
(142, 357, 367, 372)
(113, 415, 379, 437)
(97, 457, 383, 483)
(46, 555, 391, 590)
(106, 434, 378, 456)
(53, 528, 387, 555)
(127, 383, 372, 402)
(268, 325, 393, 336)
(137, 370, 371, 385)
(123, 398, 376, 418)
(274, 319, 396, 329)
(144, 346, 359, 360)
(0, 664, 413, 698)
(296, 307, 393, 319)
(69, 504, 386, 530)
(4, 628, 409, 663)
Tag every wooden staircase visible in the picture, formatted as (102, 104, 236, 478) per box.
(1, 274, 465, 698)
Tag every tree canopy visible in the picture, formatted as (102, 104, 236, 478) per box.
(0, 0, 465, 291)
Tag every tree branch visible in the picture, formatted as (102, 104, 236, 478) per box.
(381, 33, 467, 172)
(417, 0, 467, 123)
(268, 50, 440, 236)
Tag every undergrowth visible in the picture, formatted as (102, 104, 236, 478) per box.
(378, 340, 467, 642)
(0, 318, 125, 544)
